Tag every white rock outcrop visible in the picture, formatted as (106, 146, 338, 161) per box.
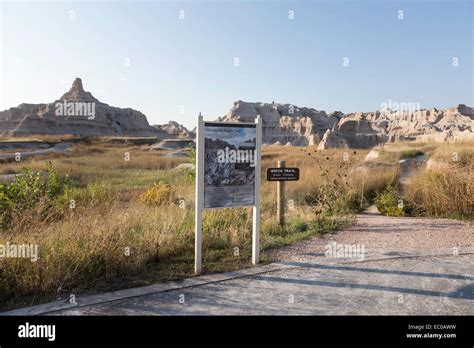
(334, 105, 474, 147)
(317, 129, 348, 150)
(364, 149, 380, 162)
(219, 100, 474, 148)
(218, 100, 339, 146)
(154, 121, 194, 139)
(2, 86, 472, 148)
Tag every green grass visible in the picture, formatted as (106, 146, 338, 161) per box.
(400, 149, 425, 159)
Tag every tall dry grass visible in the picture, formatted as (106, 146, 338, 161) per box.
(406, 143, 474, 219)
(0, 142, 396, 310)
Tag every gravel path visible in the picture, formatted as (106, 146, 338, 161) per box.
(270, 205, 473, 262)
(44, 208, 473, 316)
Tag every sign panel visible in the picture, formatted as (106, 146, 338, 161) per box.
(204, 122, 257, 208)
(266, 167, 300, 181)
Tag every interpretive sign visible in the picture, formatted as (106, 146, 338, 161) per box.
(194, 115, 262, 274)
(203, 122, 257, 208)
(266, 167, 300, 181)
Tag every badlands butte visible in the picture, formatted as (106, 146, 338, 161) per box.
(1, 78, 473, 148)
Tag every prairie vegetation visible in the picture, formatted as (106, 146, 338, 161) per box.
(0, 138, 471, 310)
(405, 142, 474, 219)
(0, 139, 397, 310)
(373, 141, 474, 220)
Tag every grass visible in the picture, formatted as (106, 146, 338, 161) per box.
(372, 142, 439, 164)
(400, 149, 425, 159)
(372, 141, 474, 220)
(0, 139, 417, 311)
(405, 142, 474, 220)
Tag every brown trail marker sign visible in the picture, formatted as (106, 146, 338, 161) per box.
(266, 167, 300, 181)
(266, 161, 300, 225)
(195, 114, 262, 274)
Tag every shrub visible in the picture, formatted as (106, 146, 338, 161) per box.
(312, 177, 358, 216)
(45, 162, 70, 198)
(375, 189, 404, 216)
(0, 164, 71, 229)
(181, 168, 195, 183)
(56, 182, 116, 211)
(186, 146, 196, 164)
(183, 146, 196, 182)
(140, 182, 176, 206)
(0, 186, 11, 227)
(375, 188, 421, 217)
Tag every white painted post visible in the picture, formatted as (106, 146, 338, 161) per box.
(252, 115, 262, 265)
(195, 113, 204, 274)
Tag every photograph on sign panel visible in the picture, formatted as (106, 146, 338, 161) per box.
(204, 124, 256, 208)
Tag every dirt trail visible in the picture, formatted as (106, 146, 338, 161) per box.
(4, 208, 473, 315)
(397, 154, 426, 194)
(271, 206, 473, 262)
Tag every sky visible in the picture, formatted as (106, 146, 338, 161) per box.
(0, 0, 472, 129)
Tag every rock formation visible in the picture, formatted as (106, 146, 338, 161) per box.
(2, 81, 472, 148)
(154, 121, 194, 139)
(220, 100, 474, 148)
(331, 105, 474, 146)
(217, 100, 340, 146)
(0, 78, 166, 138)
(317, 129, 348, 150)
(150, 139, 195, 150)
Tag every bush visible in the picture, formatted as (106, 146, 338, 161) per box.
(140, 182, 176, 206)
(375, 188, 421, 217)
(0, 164, 71, 229)
(183, 146, 196, 183)
(0, 186, 11, 227)
(181, 168, 195, 183)
(56, 182, 116, 211)
(313, 178, 358, 216)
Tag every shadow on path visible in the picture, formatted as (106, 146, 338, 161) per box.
(276, 261, 474, 281)
(254, 274, 474, 300)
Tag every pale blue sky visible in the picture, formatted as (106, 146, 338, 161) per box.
(1, 0, 472, 128)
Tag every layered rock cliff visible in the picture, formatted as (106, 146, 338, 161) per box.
(317, 105, 474, 149)
(154, 121, 194, 139)
(219, 101, 474, 148)
(217, 100, 341, 146)
(2, 81, 472, 148)
(0, 78, 164, 137)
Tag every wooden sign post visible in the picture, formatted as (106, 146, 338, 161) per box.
(277, 160, 285, 226)
(266, 164, 300, 226)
